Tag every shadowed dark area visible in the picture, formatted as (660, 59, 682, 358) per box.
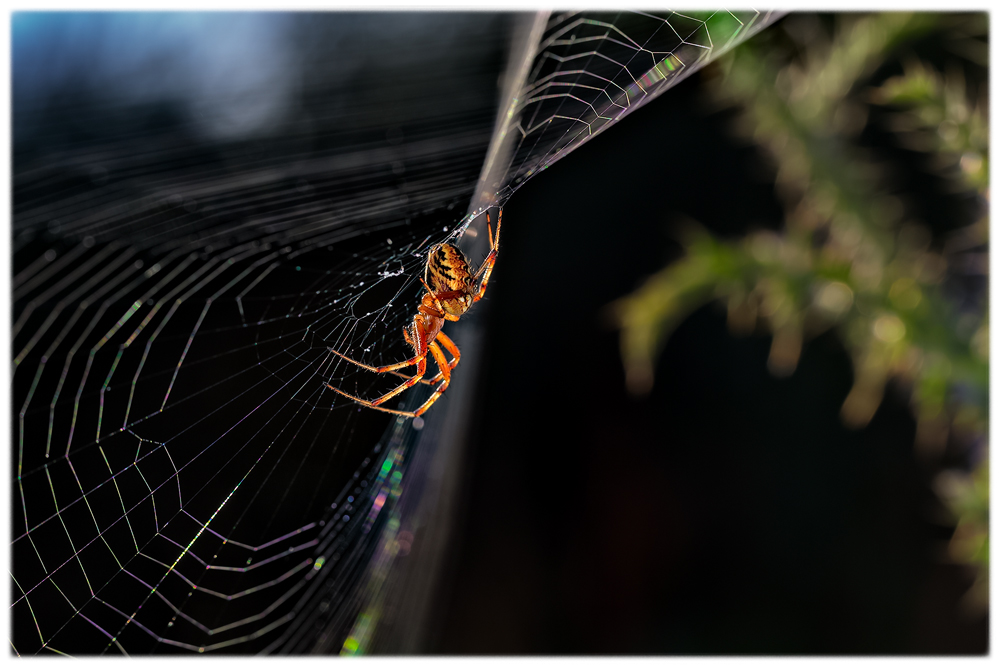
(10, 11, 987, 656)
(431, 58, 988, 654)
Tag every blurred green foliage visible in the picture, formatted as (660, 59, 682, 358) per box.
(612, 13, 987, 610)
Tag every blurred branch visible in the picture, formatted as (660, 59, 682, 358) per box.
(611, 12, 988, 613)
(935, 460, 989, 612)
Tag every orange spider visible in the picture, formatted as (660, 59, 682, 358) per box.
(326, 209, 502, 418)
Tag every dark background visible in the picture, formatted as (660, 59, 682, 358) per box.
(10, 12, 987, 655)
(430, 61, 988, 654)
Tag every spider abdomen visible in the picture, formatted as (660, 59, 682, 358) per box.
(426, 243, 476, 315)
(427, 244, 473, 289)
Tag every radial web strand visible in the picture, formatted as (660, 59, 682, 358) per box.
(10, 10, 781, 655)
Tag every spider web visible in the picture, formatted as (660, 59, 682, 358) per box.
(9, 10, 780, 655)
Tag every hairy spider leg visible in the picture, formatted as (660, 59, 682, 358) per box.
(471, 209, 502, 301)
(418, 278, 461, 321)
(326, 351, 426, 410)
(434, 330, 461, 367)
(408, 339, 453, 416)
(328, 340, 450, 417)
(387, 331, 460, 385)
(328, 313, 432, 374)
(329, 347, 426, 374)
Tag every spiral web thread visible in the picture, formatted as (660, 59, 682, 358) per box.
(10, 10, 779, 655)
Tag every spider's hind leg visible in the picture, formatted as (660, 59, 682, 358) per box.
(410, 341, 453, 417)
(328, 338, 454, 418)
(327, 353, 427, 412)
(326, 384, 419, 417)
(328, 317, 427, 374)
(388, 330, 460, 385)
(329, 347, 425, 373)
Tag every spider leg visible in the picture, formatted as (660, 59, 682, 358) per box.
(329, 347, 425, 373)
(326, 353, 427, 412)
(411, 340, 452, 417)
(326, 398, 419, 418)
(417, 281, 462, 322)
(476, 209, 499, 250)
(472, 209, 501, 302)
(330, 315, 431, 374)
(387, 370, 438, 385)
(387, 330, 460, 384)
(419, 278, 447, 314)
(434, 331, 461, 368)
(420, 304, 461, 322)
(327, 340, 451, 418)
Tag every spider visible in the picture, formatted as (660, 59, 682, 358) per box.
(326, 209, 502, 418)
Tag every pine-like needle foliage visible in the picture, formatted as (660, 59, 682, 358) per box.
(612, 12, 987, 610)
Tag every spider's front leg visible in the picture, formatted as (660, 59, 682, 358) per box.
(472, 209, 502, 303)
(409, 339, 453, 417)
(328, 347, 425, 374)
(418, 278, 462, 322)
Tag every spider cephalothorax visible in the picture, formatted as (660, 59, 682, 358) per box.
(326, 209, 502, 418)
